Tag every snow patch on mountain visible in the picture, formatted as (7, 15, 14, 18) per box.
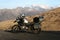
(32, 4, 50, 9)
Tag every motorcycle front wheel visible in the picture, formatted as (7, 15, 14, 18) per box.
(11, 25, 21, 32)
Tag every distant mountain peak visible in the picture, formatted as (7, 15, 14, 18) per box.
(32, 4, 50, 9)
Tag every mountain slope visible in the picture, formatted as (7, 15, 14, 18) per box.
(41, 7, 60, 31)
(0, 6, 50, 21)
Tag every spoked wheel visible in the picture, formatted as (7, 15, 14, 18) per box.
(11, 25, 21, 32)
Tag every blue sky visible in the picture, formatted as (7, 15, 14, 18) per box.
(0, 0, 60, 8)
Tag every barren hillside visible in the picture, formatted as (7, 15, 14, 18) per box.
(41, 7, 60, 31)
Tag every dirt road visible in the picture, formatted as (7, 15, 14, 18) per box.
(0, 31, 60, 40)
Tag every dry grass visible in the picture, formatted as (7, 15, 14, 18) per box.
(41, 8, 60, 31)
(0, 20, 17, 30)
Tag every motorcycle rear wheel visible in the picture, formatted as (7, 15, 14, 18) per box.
(32, 28, 41, 34)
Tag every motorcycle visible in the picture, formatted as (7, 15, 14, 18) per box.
(11, 16, 43, 33)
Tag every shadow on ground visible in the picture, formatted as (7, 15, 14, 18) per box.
(5, 30, 60, 34)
